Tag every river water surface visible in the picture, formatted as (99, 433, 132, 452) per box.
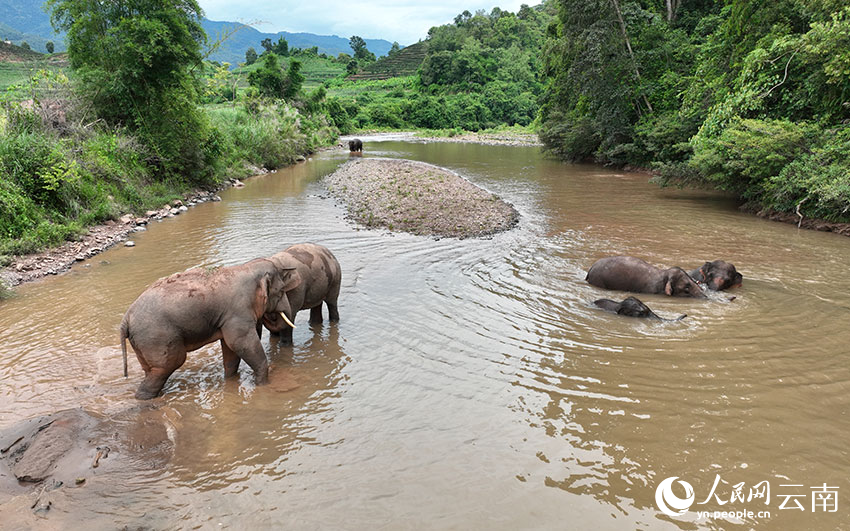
(1, 139, 849, 530)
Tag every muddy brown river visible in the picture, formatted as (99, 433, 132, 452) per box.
(1, 138, 849, 529)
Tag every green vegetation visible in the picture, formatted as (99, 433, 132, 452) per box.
(231, 50, 346, 91)
(0, 0, 341, 258)
(348, 41, 428, 81)
(540, 0, 850, 221)
(330, 5, 554, 132)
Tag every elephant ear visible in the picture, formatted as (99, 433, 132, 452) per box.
(699, 262, 711, 281)
(281, 267, 302, 292)
(255, 274, 271, 318)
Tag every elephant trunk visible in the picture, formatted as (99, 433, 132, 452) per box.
(274, 293, 296, 329)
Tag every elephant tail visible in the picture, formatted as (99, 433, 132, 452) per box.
(119, 315, 129, 378)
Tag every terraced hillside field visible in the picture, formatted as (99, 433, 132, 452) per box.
(233, 54, 346, 90)
(347, 41, 427, 81)
(0, 42, 67, 93)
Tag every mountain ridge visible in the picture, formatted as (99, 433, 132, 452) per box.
(0, 0, 398, 62)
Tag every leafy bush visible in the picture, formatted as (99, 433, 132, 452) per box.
(690, 118, 818, 201)
(767, 126, 850, 220)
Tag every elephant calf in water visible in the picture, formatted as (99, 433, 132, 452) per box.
(686, 260, 742, 291)
(120, 258, 302, 399)
(594, 296, 686, 321)
(262, 243, 342, 346)
(586, 256, 705, 298)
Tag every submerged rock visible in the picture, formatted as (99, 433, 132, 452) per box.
(1, 409, 99, 484)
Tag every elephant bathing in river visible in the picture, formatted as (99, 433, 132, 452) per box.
(687, 260, 742, 291)
(586, 256, 705, 298)
(261, 243, 342, 346)
(594, 296, 686, 321)
(120, 258, 301, 399)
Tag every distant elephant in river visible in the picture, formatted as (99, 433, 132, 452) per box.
(120, 258, 301, 399)
(261, 243, 342, 346)
(586, 256, 705, 298)
(594, 296, 686, 321)
(687, 260, 742, 291)
(348, 138, 363, 152)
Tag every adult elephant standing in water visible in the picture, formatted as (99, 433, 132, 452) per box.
(586, 256, 706, 297)
(120, 259, 301, 399)
(262, 243, 342, 346)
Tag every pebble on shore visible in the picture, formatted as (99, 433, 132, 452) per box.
(325, 158, 519, 239)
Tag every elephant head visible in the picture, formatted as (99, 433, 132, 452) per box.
(663, 267, 706, 297)
(261, 254, 307, 329)
(258, 261, 302, 327)
(693, 260, 742, 291)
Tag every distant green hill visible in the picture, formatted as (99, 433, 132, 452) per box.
(202, 20, 395, 66)
(0, 0, 398, 62)
(0, 40, 43, 61)
(0, 0, 54, 38)
(0, 0, 65, 54)
(347, 41, 428, 81)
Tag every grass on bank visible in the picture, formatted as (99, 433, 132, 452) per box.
(0, 92, 336, 259)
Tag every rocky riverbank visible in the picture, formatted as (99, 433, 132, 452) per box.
(414, 130, 542, 147)
(339, 131, 542, 148)
(0, 187, 229, 288)
(325, 158, 519, 238)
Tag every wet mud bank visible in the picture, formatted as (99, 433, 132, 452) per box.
(0, 407, 176, 526)
(750, 207, 850, 236)
(325, 158, 519, 238)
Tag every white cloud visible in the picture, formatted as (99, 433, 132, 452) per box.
(199, 0, 535, 45)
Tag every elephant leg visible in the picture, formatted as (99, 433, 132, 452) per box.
(222, 325, 269, 385)
(221, 339, 241, 378)
(326, 302, 339, 322)
(310, 305, 323, 325)
(326, 284, 340, 322)
(134, 344, 186, 400)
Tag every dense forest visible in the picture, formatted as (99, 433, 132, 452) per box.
(327, 4, 554, 132)
(540, 0, 850, 221)
(2, 0, 850, 265)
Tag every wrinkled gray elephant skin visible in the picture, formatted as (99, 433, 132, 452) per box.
(586, 256, 705, 298)
(262, 243, 342, 346)
(120, 258, 300, 399)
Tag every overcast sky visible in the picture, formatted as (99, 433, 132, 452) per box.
(198, 0, 535, 45)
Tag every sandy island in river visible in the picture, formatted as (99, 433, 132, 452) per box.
(325, 158, 519, 239)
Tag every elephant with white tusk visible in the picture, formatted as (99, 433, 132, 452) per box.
(262, 243, 342, 346)
(119, 258, 301, 399)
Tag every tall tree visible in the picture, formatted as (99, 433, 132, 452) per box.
(349, 35, 375, 62)
(47, 0, 211, 179)
(245, 46, 257, 65)
(273, 36, 288, 56)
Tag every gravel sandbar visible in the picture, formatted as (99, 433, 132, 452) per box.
(325, 158, 519, 238)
